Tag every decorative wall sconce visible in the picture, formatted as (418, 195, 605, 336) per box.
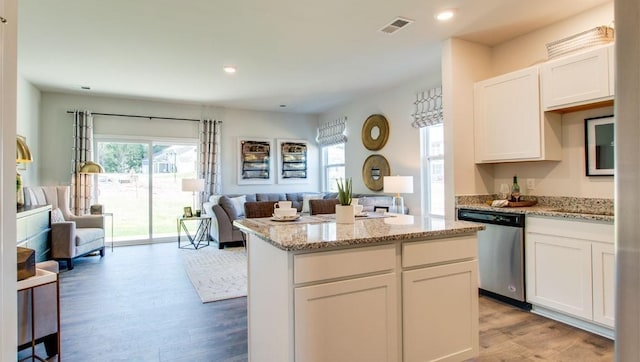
(79, 161, 105, 174)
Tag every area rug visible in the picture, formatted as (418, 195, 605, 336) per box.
(181, 246, 247, 303)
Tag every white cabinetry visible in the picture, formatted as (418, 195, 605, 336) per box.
(402, 236, 478, 362)
(293, 244, 398, 362)
(541, 44, 615, 111)
(246, 233, 480, 362)
(474, 66, 562, 163)
(526, 216, 615, 337)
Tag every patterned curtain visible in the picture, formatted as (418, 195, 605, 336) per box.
(198, 119, 222, 205)
(316, 117, 348, 146)
(411, 87, 443, 128)
(70, 110, 95, 215)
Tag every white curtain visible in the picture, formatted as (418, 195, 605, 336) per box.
(199, 119, 222, 204)
(411, 87, 443, 128)
(316, 117, 348, 146)
(70, 110, 95, 215)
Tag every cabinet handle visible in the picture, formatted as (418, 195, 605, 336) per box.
(0, 17, 7, 23)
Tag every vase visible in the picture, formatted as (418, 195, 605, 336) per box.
(335, 204, 355, 224)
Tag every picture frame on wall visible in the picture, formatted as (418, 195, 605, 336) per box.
(585, 115, 614, 176)
(277, 139, 308, 184)
(237, 137, 274, 185)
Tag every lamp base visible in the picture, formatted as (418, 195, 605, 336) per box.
(391, 196, 405, 214)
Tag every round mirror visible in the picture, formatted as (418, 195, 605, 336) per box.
(362, 155, 390, 191)
(361, 114, 389, 150)
(370, 126, 380, 141)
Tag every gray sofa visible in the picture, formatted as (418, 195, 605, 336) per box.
(202, 192, 400, 249)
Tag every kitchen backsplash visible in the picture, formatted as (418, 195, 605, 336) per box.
(456, 194, 614, 215)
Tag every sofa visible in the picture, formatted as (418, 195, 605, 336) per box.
(202, 192, 401, 249)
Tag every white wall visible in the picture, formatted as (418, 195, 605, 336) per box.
(488, 2, 615, 198)
(442, 38, 493, 216)
(16, 76, 40, 186)
(37, 92, 320, 194)
(319, 72, 441, 216)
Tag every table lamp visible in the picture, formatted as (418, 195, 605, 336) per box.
(182, 178, 205, 212)
(383, 176, 413, 214)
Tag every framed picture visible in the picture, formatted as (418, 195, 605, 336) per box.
(237, 138, 274, 185)
(277, 139, 308, 184)
(183, 206, 193, 218)
(585, 115, 614, 176)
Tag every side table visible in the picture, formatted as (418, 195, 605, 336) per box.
(17, 269, 60, 362)
(177, 216, 211, 249)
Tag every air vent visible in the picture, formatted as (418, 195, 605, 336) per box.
(379, 17, 413, 34)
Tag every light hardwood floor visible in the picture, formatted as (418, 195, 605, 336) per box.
(20, 242, 613, 361)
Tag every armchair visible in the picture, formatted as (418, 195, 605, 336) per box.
(24, 186, 105, 270)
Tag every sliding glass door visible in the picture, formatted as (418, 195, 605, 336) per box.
(95, 139, 197, 244)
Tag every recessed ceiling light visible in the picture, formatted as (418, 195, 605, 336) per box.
(279, 105, 287, 108)
(223, 65, 237, 74)
(435, 9, 456, 22)
(80, 86, 91, 90)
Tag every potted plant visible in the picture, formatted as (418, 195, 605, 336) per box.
(335, 177, 354, 224)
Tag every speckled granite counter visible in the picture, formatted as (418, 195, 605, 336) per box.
(234, 214, 484, 251)
(456, 195, 614, 223)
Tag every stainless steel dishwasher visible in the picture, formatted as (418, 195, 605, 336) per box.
(458, 208, 530, 309)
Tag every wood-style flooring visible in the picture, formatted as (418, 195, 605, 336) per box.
(19, 242, 613, 361)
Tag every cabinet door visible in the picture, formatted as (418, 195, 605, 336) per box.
(592, 242, 615, 328)
(294, 273, 398, 362)
(403, 260, 478, 362)
(474, 66, 542, 162)
(526, 233, 593, 319)
(541, 46, 611, 110)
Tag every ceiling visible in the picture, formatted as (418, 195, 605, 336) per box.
(18, 0, 610, 114)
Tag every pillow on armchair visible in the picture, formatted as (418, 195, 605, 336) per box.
(50, 208, 65, 223)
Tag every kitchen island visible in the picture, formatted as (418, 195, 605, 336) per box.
(234, 214, 484, 362)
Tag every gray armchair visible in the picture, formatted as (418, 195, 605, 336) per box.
(24, 186, 105, 270)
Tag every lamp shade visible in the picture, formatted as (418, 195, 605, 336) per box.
(383, 176, 414, 194)
(182, 178, 205, 192)
(79, 161, 105, 174)
(16, 136, 33, 163)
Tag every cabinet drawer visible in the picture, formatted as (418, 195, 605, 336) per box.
(527, 216, 613, 244)
(402, 235, 477, 268)
(294, 244, 395, 284)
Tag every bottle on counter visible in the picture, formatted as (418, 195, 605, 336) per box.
(511, 176, 521, 202)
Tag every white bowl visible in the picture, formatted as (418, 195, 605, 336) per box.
(274, 208, 297, 217)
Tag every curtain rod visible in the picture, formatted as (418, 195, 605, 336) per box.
(65, 111, 221, 123)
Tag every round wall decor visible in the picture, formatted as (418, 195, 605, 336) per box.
(362, 154, 390, 191)
(361, 114, 389, 151)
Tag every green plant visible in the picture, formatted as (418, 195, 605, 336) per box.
(336, 177, 352, 206)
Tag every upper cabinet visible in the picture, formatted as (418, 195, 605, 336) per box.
(474, 66, 562, 163)
(541, 44, 615, 111)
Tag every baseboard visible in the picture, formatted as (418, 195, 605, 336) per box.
(530, 305, 614, 340)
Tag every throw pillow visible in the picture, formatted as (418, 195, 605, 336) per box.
(51, 208, 65, 223)
(302, 193, 324, 213)
(230, 195, 247, 217)
(220, 195, 247, 219)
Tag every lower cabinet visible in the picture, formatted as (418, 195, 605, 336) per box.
(246, 233, 480, 362)
(294, 274, 398, 362)
(403, 260, 478, 362)
(526, 216, 615, 333)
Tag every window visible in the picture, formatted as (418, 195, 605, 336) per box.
(423, 124, 444, 216)
(95, 139, 197, 244)
(322, 143, 345, 192)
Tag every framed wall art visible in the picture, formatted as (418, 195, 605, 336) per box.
(585, 115, 614, 176)
(277, 139, 308, 184)
(237, 137, 274, 185)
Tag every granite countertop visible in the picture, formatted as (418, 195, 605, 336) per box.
(456, 203, 614, 222)
(234, 214, 484, 251)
